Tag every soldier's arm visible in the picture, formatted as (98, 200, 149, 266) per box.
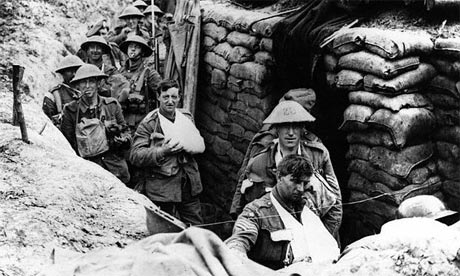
(129, 118, 166, 167)
(322, 147, 341, 203)
(321, 198, 342, 247)
(60, 106, 78, 154)
(225, 206, 260, 256)
(230, 169, 248, 219)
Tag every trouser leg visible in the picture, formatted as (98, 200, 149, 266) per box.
(177, 179, 203, 226)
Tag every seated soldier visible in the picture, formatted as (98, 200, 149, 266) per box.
(118, 35, 162, 136)
(61, 64, 131, 184)
(77, 36, 130, 100)
(230, 98, 342, 243)
(43, 55, 84, 126)
(107, 6, 149, 46)
(226, 155, 340, 269)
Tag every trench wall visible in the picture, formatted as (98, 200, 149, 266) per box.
(196, 3, 282, 217)
(324, 27, 460, 244)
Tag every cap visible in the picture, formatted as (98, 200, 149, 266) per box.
(70, 64, 108, 84)
(263, 100, 316, 125)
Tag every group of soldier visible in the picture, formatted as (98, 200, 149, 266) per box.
(41, 0, 344, 269)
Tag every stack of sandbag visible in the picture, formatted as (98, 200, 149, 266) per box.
(326, 28, 440, 233)
(427, 38, 460, 210)
(196, 3, 280, 210)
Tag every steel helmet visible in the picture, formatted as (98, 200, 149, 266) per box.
(397, 195, 459, 225)
(119, 6, 144, 19)
(86, 19, 109, 37)
(70, 64, 108, 84)
(55, 55, 84, 73)
(263, 100, 316, 125)
(133, 0, 148, 9)
(120, 35, 153, 57)
(80, 36, 112, 54)
(143, 5, 164, 16)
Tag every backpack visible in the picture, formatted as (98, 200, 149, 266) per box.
(75, 102, 109, 158)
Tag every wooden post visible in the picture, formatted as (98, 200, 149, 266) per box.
(12, 64, 29, 144)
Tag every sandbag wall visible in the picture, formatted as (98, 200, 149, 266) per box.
(324, 28, 456, 242)
(428, 38, 460, 211)
(196, 4, 281, 221)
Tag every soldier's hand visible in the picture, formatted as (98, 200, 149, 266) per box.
(161, 138, 184, 155)
(122, 27, 132, 35)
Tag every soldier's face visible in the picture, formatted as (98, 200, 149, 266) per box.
(277, 174, 311, 204)
(87, 44, 103, 61)
(158, 87, 180, 116)
(277, 123, 302, 150)
(127, 42, 143, 60)
(125, 16, 140, 29)
(77, 77, 99, 100)
(61, 68, 77, 83)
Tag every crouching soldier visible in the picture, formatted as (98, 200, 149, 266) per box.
(43, 55, 84, 126)
(61, 64, 131, 184)
(118, 35, 162, 135)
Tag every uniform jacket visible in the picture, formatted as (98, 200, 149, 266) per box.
(42, 84, 78, 119)
(230, 139, 342, 240)
(226, 192, 291, 270)
(129, 109, 202, 202)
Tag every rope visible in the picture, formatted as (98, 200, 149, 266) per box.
(194, 192, 395, 228)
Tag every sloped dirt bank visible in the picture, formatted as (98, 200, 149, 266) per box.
(0, 1, 157, 276)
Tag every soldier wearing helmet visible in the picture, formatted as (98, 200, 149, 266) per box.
(60, 64, 131, 184)
(230, 98, 343, 243)
(42, 55, 84, 126)
(118, 35, 162, 135)
(133, 0, 148, 13)
(107, 6, 149, 46)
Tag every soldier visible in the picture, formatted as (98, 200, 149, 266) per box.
(61, 64, 131, 184)
(230, 100, 343, 242)
(226, 155, 340, 269)
(77, 36, 130, 100)
(43, 55, 84, 126)
(133, 0, 148, 13)
(107, 6, 149, 46)
(129, 79, 205, 225)
(118, 35, 162, 135)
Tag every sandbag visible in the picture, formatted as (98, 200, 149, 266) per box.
(348, 91, 431, 112)
(204, 52, 230, 72)
(346, 143, 370, 160)
(229, 62, 270, 84)
(324, 53, 338, 72)
(254, 51, 275, 67)
(348, 172, 392, 198)
(443, 180, 460, 199)
(435, 108, 460, 126)
(363, 63, 437, 94)
(213, 42, 233, 60)
(368, 143, 434, 178)
(249, 16, 282, 37)
(368, 107, 436, 148)
(348, 191, 398, 217)
(428, 75, 460, 99)
(259, 38, 273, 52)
(335, 70, 364, 91)
(436, 141, 460, 164)
(330, 28, 364, 56)
(348, 159, 407, 190)
(203, 36, 217, 51)
(362, 29, 433, 59)
(406, 161, 436, 185)
(227, 31, 260, 51)
(347, 129, 398, 149)
(339, 104, 374, 131)
(326, 72, 337, 89)
(437, 160, 460, 180)
(434, 37, 460, 58)
(338, 51, 420, 79)
(434, 126, 460, 145)
(202, 23, 228, 42)
(242, 79, 271, 98)
(428, 57, 460, 79)
(388, 176, 442, 205)
(211, 68, 227, 89)
(227, 75, 243, 92)
(425, 93, 460, 109)
(228, 46, 253, 64)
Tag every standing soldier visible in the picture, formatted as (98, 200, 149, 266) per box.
(133, 0, 148, 13)
(108, 6, 149, 46)
(61, 64, 131, 184)
(118, 35, 162, 135)
(130, 79, 205, 225)
(43, 55, 84, 126)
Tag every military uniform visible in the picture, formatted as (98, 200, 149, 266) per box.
(118, 57, 162, 134)
(42, 84, 78, 124)
(230, 137, 342, 241)
(61, 96, 131, 183)
(129, 109, 203, 225)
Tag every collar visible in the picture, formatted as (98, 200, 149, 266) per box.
(274, 139, 302, 167)
(272, 186, 303, 222)
(79, 95, 101, 113)
(126, 57, 144, 72)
